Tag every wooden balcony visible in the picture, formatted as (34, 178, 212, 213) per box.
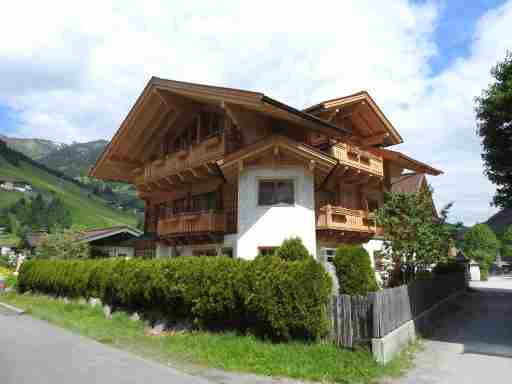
(316, 205, 382, 234)
(329, 143, 384, 177)
(157, 211, 227, 237)
(135, 134, 226, 185)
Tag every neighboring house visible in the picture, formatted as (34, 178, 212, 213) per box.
(0, 244, 16, 256)
(90, 77, 442, 262)
(78, 226, 142, 257)
(0, 180, 32, 193)
(0, 180, 15, 191)
(24, 227, 141, 258)
(26, 230, 48, 252)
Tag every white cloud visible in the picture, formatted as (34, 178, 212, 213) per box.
(0, 0, 511, 224)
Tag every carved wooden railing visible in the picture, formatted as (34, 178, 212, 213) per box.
(157, 211, 227, 236)
(316, 205, 382, 234)
(329, 143, 384, 176)
(135, 134, 226, 184)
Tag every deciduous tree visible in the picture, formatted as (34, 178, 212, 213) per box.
(375, 187, 453, 285)
(475, 52, 512, 208)
(463, 223, 499, 274)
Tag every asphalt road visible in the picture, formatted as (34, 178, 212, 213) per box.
(389, 277, 512, 384)
(0, 307, 214, 384)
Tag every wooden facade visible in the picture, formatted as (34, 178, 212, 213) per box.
(90, 78, 442, 254)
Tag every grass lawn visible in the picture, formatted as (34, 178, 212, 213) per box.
(0, 292, 417, 383)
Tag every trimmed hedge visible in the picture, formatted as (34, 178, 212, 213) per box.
(274, 237, 312, 261)
(433, 260, 466, 275)
(18, 256, 332, 340)
(333, 245, 378, 295)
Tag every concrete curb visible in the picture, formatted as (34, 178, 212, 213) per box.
(372, 288, 467, 364)
(0, 301, 25, 315)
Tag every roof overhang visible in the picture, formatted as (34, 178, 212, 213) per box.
(219, 135, 338, 185)
(90, 77, 349, 183)
(304, 91, 403, 147)
(78, 227, 143, 243)
(370, 148, 443, 176)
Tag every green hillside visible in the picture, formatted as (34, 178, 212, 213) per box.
(39, 139, 108, 177)
(0, 134, 61, 159)
(0, 141, 137, 229)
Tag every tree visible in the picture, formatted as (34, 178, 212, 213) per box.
(36, 227, 91, 260)
(502, 225, 512, 261)
(333, 245, 378, 295)
(274, 237, 312, 261)
(375, 187, 453, 285)
(463, 224, 499, 275)
(475, 52, 512, 208)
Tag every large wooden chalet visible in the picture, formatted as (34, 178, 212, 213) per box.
(90, 77, 442, 260)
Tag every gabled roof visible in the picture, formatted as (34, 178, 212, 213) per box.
(90, 77, 349, 182)
(304, 91, 403, 146)
(368, 147, 443, 176)
(391, 173, 428, 194)
(77, 226, 142, 243)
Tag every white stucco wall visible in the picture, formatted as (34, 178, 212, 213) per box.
(235, 166, 317, 260)
(362, 239, 385, 269)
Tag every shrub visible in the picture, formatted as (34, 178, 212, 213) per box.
(245, 256, 332, 339)
(433, 261, 465, 275)
(333, 245, 378, 295)
(274, 237, 312, 261)
(17, 256, 332, 340)
(6, 274, 17, 288)
(414, 270, 433, 280)
(36, 227, 90, 259)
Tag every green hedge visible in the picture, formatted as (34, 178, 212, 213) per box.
(18, 256, 332, 340)
(433, 260, 466, 275)
(333, 245, 378, 295)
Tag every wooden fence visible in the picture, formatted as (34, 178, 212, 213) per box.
(329, 272, 467, 348)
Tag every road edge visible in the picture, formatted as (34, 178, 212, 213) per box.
(0, 301, 25, 315)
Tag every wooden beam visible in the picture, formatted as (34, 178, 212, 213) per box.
(363, 133, 389, 147)
(188, 168, 199, 178)
(132, 109, 176, 159)
(108, 154, 142, 167)
(204, 163, 216, 175)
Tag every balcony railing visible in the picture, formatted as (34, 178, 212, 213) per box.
(329, 143, 384, 176)
(316, 205, 382, 234)
(135, 134, 226, 184)
(157, 211, 227, 236)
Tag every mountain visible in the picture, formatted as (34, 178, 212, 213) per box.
(486, 209, 512, 235)
(39, 140, 108, 178)
(0, 134, 63, 160)
(0, 139, 137, 229)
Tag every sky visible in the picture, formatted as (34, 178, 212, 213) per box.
(0, 0, 511, 225)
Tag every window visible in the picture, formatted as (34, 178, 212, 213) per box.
(258, 180, 294, 206)
(173, 198, 187, 214)
(222, 247, 233, 258)
(258, 246, 277, 256)
(192, 248, 217, 256)
(367, 198, 379, 212)
(200, 111, 224, 138)
(191, 192, 217, 212)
